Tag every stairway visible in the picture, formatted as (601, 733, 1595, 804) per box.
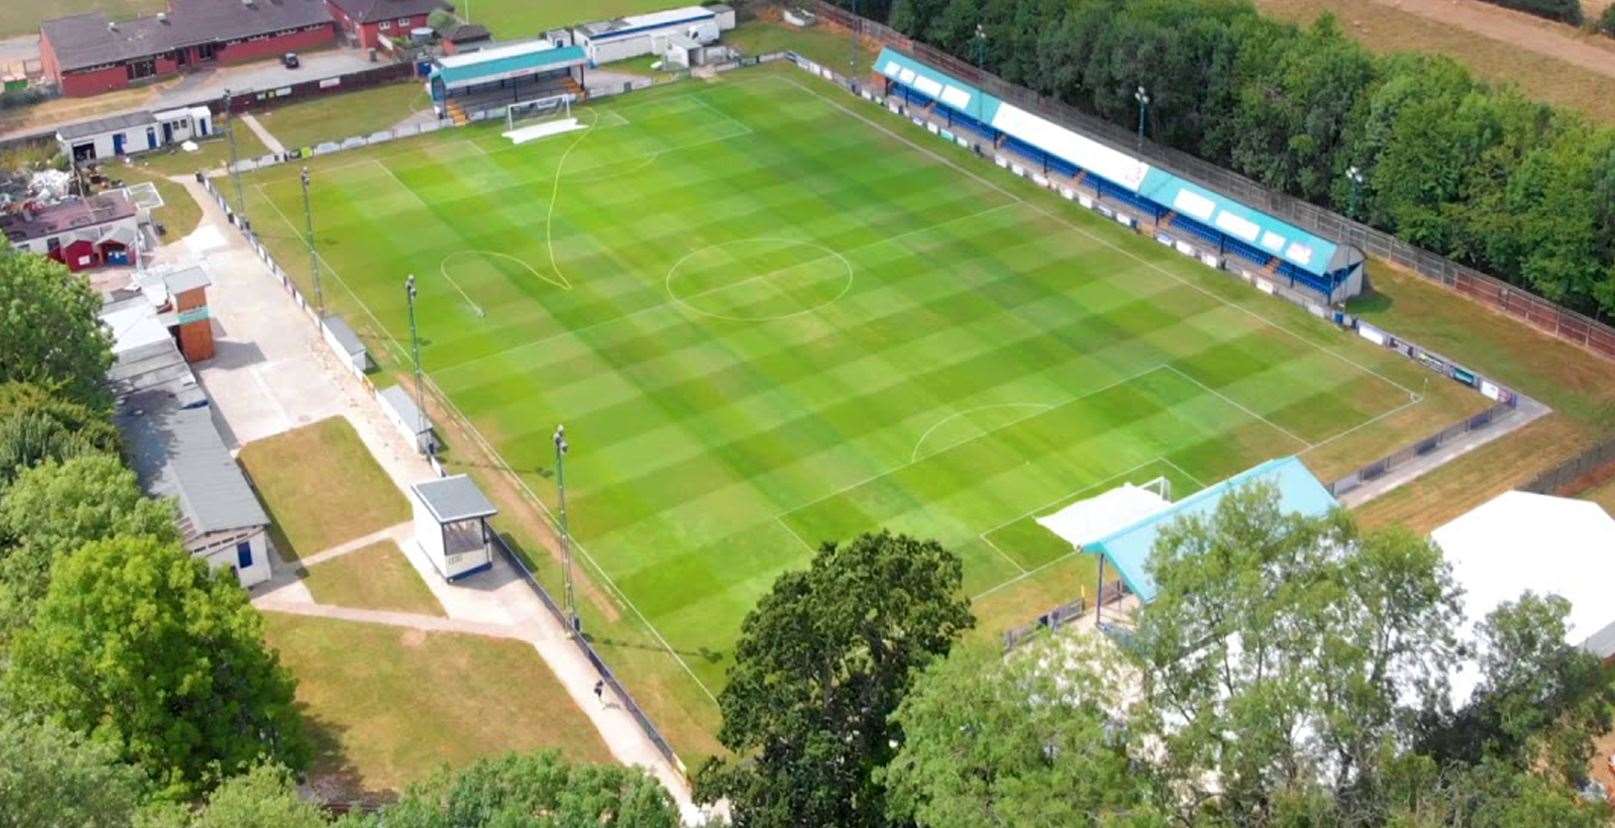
(561, 76, 587, 103)
(1262, 257, 1281, 278)
(446, 100, 469, 126)
(1158, 210, 1177, 230)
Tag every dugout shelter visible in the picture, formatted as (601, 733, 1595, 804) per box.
(872, 48, 1366, 304)
(426, 39, 587, 122)
(410, 474, 497, 581)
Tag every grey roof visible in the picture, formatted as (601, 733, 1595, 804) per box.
(1, 191, 137, 244)
(118, 389, 270, 536)
(445, 22, 490, 42)
(58, 110, 158, 140)
(161, 265, 212, 295)
(412, 474, 497, 523)
(328, 0, 450, 23)
(43, 0, 334, 72)
(1585, 620, 1615, 661)
(379, 385, 430, 435)
(322, 316, 364, 356)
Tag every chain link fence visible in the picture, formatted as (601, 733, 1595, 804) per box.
(804, 0, 1615, 362)
(1521, 435, 1615, 497)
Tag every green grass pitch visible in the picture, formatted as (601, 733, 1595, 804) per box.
(240, 65, 1471, 698)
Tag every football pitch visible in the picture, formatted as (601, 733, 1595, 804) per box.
(240, 66, 1480, 698)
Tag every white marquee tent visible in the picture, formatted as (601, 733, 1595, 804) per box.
(1431, 490, 1615, 703)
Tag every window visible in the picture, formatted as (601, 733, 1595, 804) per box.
(398, 18, 411, 26)
(380, 20, 391, 29)
(236, 542, 253, 569)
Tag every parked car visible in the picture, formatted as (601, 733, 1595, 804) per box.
(282, 52, 300, 69)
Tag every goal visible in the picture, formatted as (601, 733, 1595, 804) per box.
(506, 94, 573, 132)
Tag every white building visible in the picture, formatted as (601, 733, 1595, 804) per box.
(410, 475, 498, 581)
(1431, 490, 1615, 704)
(2, 190, 142, 271)
(378, 384, 437, 454)
(117, 387, 274, 588)
(572, 4, 734, 65)
(321, 316, 368, 377)
(56, 105, 211, 162)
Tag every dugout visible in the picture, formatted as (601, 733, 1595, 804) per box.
(873, 48, 1365, 304)
(426, 39, 587, 121)
(410, 474, 497, 581)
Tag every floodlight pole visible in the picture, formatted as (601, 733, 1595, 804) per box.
(300, 167, 324, 318)
(554, 425, 578, 635)
(1346, 165, 1365, 220)
(1133, 85, 1150, 150)
(973, 24, 986, 69)
(848, 0, 859, 74)
(224, 89, 245, 216)
(405, 275, 429, 457)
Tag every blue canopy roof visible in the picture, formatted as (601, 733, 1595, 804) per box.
(431, 42, 585, 90)
(872, 48, 1356, 278)
(1090, 457, 1337, 603)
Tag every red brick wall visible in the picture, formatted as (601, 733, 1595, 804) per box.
(354, 15, 430, 49)
(60, 65, 131, 97)
(217, 24, 336, 65)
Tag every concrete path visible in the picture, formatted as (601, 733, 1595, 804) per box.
(164, 177, 703, 822)
(240, 113, 287, 156)
(295, 522, 412, 569)
(254, 599, 528, 640)
(1340, 395, 1553, 508)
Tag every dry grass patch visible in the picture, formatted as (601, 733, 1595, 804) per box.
(239, 416, 409, 561)
(303, 540, 445, 616)
(263, 613, 612, 803)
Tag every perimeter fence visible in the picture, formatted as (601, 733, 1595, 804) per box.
(803, 0, 1615, 362)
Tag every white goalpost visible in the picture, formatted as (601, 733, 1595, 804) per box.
(502, 94, 583, 145)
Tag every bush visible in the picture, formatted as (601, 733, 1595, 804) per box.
(1601, 3, 1615, 35)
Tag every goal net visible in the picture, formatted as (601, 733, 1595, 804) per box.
(502, 94, 585, 145)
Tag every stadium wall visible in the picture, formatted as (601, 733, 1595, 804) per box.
(805, 0, 1615, 363)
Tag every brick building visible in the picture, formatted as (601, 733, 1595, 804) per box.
(41, 0, 336, 98)
(325, 0, 449, 49)
(2, 191, 142, 272)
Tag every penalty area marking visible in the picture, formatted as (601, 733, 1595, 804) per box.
(665, 237, 854, 323)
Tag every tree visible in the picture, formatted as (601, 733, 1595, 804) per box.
(136, 764, 330, 828)
(3, 536, 308, 798)
(1128, 483, 1461, 823)
(0, 716, 148, 828)
(0, 454, 176, 640)
(1420, 593, 1615, 787)
(882, 636, 1156, 827)
(0, 252, 114, 409)
(694, 531, 974, 826)
(0, 381, 121, 491)
(369, 750, 677, 827)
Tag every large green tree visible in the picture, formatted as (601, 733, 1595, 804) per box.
(136, 764, 330, 828)
(0, 381, 121, 491)
(0, 252, 114, 409)
(694, 531, 974, 826)
(0, 715, 149, 828)
(1129, 484, 1462, 822)
(369, 750, 678, 827)
(882, 636, 1156, 827)
(3, 536, 308, 798)
(0, 454, 175, 640)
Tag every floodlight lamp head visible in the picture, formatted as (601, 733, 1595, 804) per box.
(405, 274, 416, 298)
(554, 425, 567, 453)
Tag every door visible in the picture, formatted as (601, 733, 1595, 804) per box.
(162, 122, 172, 144)
(145, 127, 157, 150)
(112, 133, 125, 155)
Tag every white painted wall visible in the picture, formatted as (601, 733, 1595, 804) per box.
(197, 529, 271, 588)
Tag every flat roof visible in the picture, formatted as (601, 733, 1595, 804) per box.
(412, 474, 497, 523)
(323, 316, 364, 356)
(379, 385, 431, 435)
(577, 6, 715, 40)
(59, 110, 158, 140)
(1090, 457, 1337, 603)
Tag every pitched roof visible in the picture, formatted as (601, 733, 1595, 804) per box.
(327, 0, 450, 23)
(1, 191, 137, 243)
(445, 22, 490, 42)
(412, 475, 497, 523)
(118, 389, 270, 537)
(431, 41, 585, 89)
(42, 0, 333, 72)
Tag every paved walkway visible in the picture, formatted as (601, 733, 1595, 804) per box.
(295, 522, 412, 569)
(254, 599, 528, 640)
(240, 113, 287, 156)
(167, 177, 704, 823)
